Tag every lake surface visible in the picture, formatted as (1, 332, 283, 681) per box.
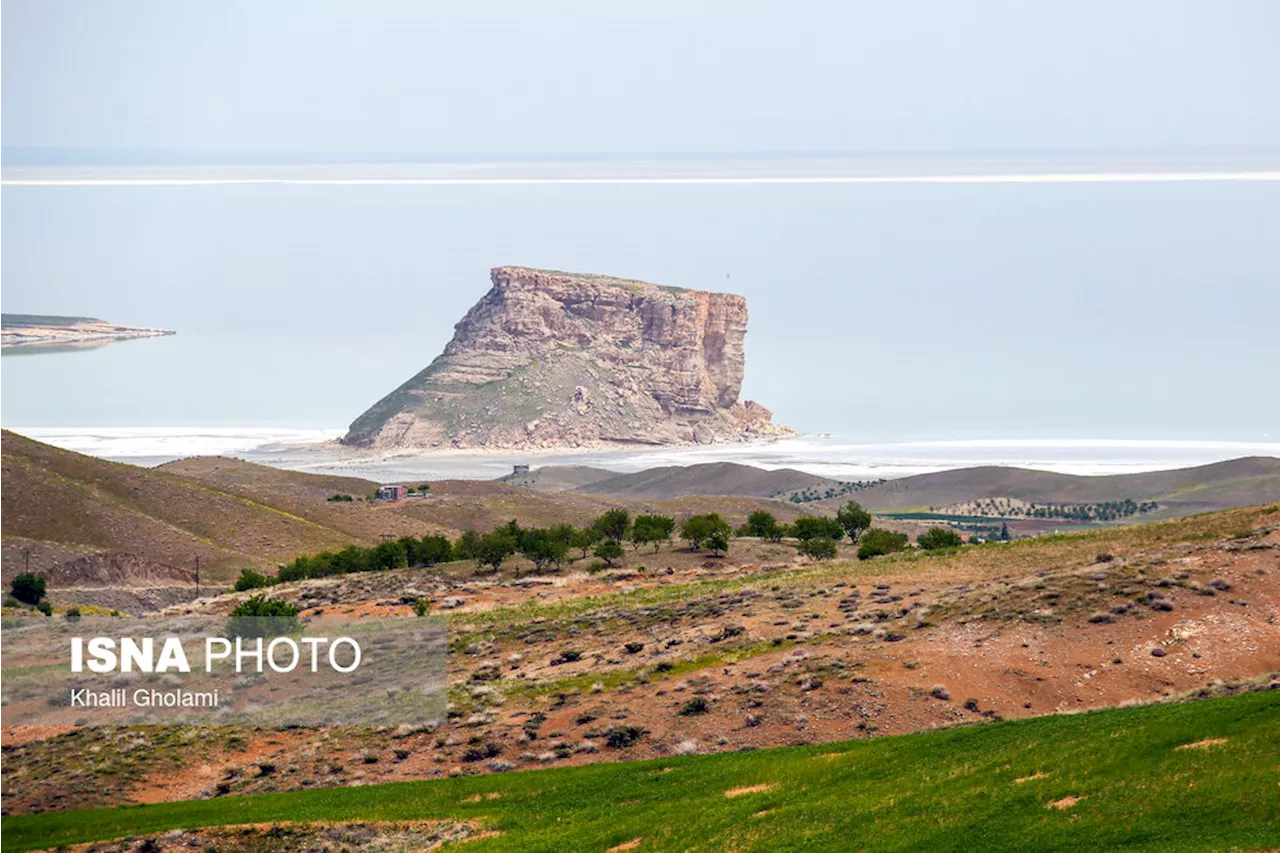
(3, 156, 1277, 474)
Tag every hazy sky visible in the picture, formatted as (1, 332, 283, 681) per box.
(2, 2, 1278, 441)
(4, 0, 1279, 155)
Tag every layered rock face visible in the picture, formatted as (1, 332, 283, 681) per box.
(343, 267, 792, 450)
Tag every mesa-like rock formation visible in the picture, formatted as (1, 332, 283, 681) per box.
(342, 267, 793, 450)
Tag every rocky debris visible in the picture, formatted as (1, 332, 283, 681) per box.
(342, 267, 792, 449)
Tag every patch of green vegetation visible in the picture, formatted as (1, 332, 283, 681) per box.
(7, 692, 1278, 852)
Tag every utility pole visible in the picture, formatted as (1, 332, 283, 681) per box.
(195, 555, 200, 599)
(24, 548, 31, 574)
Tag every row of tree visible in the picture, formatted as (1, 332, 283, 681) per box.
(234, 501, 967, 591)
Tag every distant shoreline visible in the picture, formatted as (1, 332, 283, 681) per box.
(1, 314, 175, 350)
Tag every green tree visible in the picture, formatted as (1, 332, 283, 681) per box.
(706, 530, 729, 557)
(791, 516, 845, 542)
(836, 501, 873, 540)
(397, 536, 420, 565)
(36, 600, 53, 616)
(797, 537, 838, 559)
(10, 573, 46, 606)
(418, 535, 454, 567)
(1000, 522, 1011, 541)
(570, 527, 603, 560)
(519, 528, 570, 574)
(740, 510, 783, 541)
(681, 513, 732, 550)
(371, 540, 409, 571)
(857, 528, 909, 560)
(593, 508, 631, 542)
(474, 531, 517, 571)
(918, 527, 964, 550)
(594, 539, 625, 567)
(227, 596, 301, 638)
(65, 607, 82, 623)
(234, 569, 273, 592)
(454, 530, 483, 560)
(631, 514, 676, 552)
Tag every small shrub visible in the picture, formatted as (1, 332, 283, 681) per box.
(412, 597, 431, 617)
(64, 607, 82, 623)
(10, 573, 46, 606)
(1088, 612, 1115, 624)
(679, 697, 710, 716)
(605, 726, 647, 748)
(623, 642, 645, 654)
(36, 600, 53, 616)
(797, 537, 838, 560)
(929, 684, 951, 700)
(917, 527, 963, 550)
(234, 569, 273, 592)
(964, 697, 980, 712)
(558, 649, 583, 663)
(462, 743, 502, 762)
(1096, 553, 1115, 563)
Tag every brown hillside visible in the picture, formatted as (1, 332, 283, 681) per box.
(846, 456, 1280, 514)
(572, 461, 837, 500)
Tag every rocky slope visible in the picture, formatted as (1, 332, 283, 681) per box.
(343, 267, 792, 450)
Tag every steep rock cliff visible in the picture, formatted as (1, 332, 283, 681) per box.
(343, 267, 792, 450)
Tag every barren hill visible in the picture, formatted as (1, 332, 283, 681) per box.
(570, 461, 838, 500)
(849, 456, 1280, 516)
(2, 432, 817, 601)
(342, 267, 792, 450)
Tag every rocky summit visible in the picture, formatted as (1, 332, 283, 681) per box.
(342, 266, 793, 450)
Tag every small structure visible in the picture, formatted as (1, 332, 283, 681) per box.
(512, 464, 530, 476)
(377, 484, 407, 502)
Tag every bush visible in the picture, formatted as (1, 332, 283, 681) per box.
(10, 573, 47, 606)
(623, 642, 645, 654)
(65, 607, 82, 623)
(412, 598, 431, 617)
(228, 595, 301, 638)
(917, 527, 964, 550)
(326, 494, 353, 502)
(857, 528, 909, 560)
(791, 516, 845, 542)
(234, 569, 274, 592)
(679, 697, 710, 716)
(797, 537, 838, 560)
(929, 684, 950, 700)
(604, 726, 647, 748)
(462, 743, 502, 762)
(36, 600, 53, 616)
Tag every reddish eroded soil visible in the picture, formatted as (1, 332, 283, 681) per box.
(3, 514, 1277, 816)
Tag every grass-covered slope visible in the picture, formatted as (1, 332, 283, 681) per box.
(6, 691, 1277, 852)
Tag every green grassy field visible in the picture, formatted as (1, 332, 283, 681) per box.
(5, 691, 1278, 852)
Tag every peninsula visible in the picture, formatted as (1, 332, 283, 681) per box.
(1, 313, 175, 351)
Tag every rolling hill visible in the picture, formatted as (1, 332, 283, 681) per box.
(1, 432, 816, 596)
(569, 461, 838, 500)
(845, 456, 1280, 516)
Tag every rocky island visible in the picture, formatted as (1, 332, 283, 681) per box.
(343, 266, 793, 450)
(1, 314, 175, 351)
